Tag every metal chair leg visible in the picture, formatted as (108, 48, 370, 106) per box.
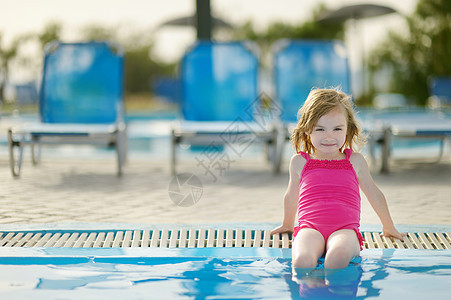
(8, 129, 23, 177)
(435, 137, 445, 163)
(171, 129, 177, 175)
(272, 126, 284, 174)
(31, 135, 41, 166)
(116, 131, 124, 177)
(380, 127, 391, 174)
(367, 135, 377, 172)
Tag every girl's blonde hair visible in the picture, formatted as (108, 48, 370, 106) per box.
(291, 87, 366, 153)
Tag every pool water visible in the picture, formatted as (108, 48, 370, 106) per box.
(1, 119, 449, 164)
(0, 248, 449, 299)
(1, 111, 450, 162)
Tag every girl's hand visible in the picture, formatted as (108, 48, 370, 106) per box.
(270, 225, 294, 236)
(381, 226, 407, 241)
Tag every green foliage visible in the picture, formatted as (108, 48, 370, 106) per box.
(1, 22, 177, 102)
(37, 22, 62, 48)
(236, 20, 344, 47)
(79, 25, 177, 95)
(5, 0, 450, 108)
(233, 4, 344, 56)
(79, 24, 116, 41)
(369, 0, 451, 105)
(124, 45, 175, 94)
(253, 20, 343, 41)
(0, 33, 29, 103)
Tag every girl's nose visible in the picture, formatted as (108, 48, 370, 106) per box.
(325, 130, 334, 138)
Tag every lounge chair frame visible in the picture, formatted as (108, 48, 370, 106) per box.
(171, 41, 279, 175)
(7, 41, 126, 177)
(363, 110, 451, 173)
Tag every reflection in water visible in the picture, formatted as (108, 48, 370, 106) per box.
(290, 257, 363, 299)
(177, 258, 292, 298)
(287, 250, 399, 299)
(358, 250, 393, 298)
(0, 250, 450, 299)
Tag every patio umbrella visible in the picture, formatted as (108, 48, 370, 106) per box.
(159, 15, 234, 29)
(318, 4, 397, 22)
(318, 4, 398, 97)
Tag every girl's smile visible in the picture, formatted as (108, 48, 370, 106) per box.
(309, 107, 347, 159)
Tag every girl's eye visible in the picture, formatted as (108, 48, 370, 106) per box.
(315, 128, 324, 131)
(334, 128, 343, 131)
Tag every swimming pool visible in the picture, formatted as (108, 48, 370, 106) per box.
(1, 112, 450, 162)
(0, 247, 449, 299)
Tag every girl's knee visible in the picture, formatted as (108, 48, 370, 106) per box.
(291, 228, 325, 269)
(325, 230, 360, 269)
(324, 247, 357, 269)
(292, 252, 319, 269)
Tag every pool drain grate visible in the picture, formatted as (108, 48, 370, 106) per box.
(0, 230, 449, 250)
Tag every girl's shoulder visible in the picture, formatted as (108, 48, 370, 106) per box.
(289, 153, 307, 172)
(291, 152, 307, 162)
(349, 151, 370, 175)
(349, 151, 366, 162)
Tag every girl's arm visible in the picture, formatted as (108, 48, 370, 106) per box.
(270, 154, 304, 236)
(351, 153, 406, 240)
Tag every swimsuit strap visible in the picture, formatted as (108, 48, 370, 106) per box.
(299, 150, 352, 161)
(344, 148, 353, 160)
(298, 151, 310, 161)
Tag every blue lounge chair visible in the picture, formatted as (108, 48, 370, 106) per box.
(272, 39, 351, 170)
(360, 80, 451, 172)
(360, 80, 451, 173)
(360, 109, 451, 173)
(8, 41, 126, 177)
(171, 41, 278, 175)
(428, 76, 451, 108)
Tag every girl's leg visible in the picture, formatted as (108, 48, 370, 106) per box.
(324, 229, 360, 269)
(292, 228, 325, 270)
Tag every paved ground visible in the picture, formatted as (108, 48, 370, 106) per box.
(0, 148, 450, 227)
(0, 153, 286, 225)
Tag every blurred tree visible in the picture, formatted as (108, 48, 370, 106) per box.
(0, 23, 61, 104)
(0, 34, 20, 103)
(37, 22, 62, 48)
(369, 0, 451, 105)
(232, 4, 345, 109)
(235, 18, 344, 46)
(233, 4, 345, 64)
(80, 24, 116, 41)
(124, 43, 175, 94)
(80, 24, 176, 95)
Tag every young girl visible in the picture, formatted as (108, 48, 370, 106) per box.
(271, 88, 405, 270)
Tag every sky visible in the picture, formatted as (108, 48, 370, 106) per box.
(1, 0, 417, 82)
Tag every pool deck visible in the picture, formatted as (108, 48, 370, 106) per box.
(0, 150, 450, 228)
(1, 227, 450, 249)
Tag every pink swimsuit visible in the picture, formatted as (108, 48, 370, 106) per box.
(293, 149, 364, 249)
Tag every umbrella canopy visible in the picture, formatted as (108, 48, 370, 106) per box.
(159, 15, 234, 29)
(318, 4, 397, 23)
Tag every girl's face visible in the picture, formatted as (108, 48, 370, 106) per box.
(309, 107, 347, 157)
